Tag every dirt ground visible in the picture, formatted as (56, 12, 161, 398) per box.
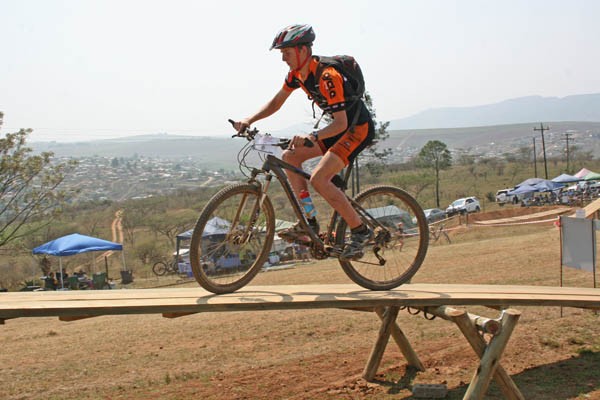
(1, 206, 600, 400)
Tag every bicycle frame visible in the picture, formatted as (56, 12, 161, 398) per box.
(241, 153, 386, 258)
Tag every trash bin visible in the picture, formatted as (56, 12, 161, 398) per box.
(120, 270, 133, 284)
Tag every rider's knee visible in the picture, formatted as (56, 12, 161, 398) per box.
(309, 173, 327, 192)
(282, 149, 295, 164)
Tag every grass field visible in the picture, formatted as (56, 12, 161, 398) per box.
(1, 207, 599, 400)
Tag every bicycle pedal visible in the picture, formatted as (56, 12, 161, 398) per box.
(324, 245, 342, 255)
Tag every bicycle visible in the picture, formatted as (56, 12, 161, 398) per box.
(429, 223, 451, 244)
(152, 258, 187, 277)
(189, 121, 429, 294)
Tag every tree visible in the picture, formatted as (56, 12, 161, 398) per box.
(362, 92, 392, 176)
(0, 113, 78, 248)
(416, 140, 452, 208)
(147, 209, 198, 248)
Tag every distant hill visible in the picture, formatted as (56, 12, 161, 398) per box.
(30, 93, 600, 165)
(32, 134, 248, 169)
(386, 121, 600, 151)
(31, 121, 600, 166)
(389, 93, 600, 130)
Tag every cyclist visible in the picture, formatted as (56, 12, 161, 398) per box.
(232, 24, 375, 260)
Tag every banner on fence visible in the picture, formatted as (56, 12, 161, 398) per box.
(560, 216, 596, 272)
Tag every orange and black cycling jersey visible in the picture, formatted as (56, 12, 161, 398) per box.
(283, 56, 371, 127)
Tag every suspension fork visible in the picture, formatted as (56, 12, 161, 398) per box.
(228, 171, 273, 245)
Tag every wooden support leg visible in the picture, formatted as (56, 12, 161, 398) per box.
(375, 308, 425, 372)
(459, 309, 522, 400)
(427, 307, 524, 400)
(363, 306, 400, 381)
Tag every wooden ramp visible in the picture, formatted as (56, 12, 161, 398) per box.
(473, 207, 572, 225)
(2, 284, 599, 400)
(573, 197, 600, 218)
(1, 283, 599, 320)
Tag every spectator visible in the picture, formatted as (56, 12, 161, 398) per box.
(44, 272, 58, 290)
(40, 256, 51, 276)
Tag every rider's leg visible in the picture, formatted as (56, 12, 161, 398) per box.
(311, 152, 372, 259)
(279, 145, 324, 239)
(309, 151, 362, 229)
(281, 145, 323, 199)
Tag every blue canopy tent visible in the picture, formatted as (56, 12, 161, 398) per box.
(33, 233, 124, 289)
(552, 173, 580, 183)
(515, 178, 545, 188)
(507, 184, 539, 196)
(533, 179, 564, 192)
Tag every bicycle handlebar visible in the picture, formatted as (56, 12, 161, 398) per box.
(227, 119, 313, 148)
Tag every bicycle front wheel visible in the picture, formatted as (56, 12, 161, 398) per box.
(190, 183, 275, 294)
(152, 261, 168, 276)
(336, 185, 429, 290)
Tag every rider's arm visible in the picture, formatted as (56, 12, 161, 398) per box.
(308, 67, 349, 142)
(312, 110, 347, 141)
(236, 88, 291, 132)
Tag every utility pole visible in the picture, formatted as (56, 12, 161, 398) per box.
(533, 123, 549, 179)
(532, 136, 537, 177)
(563, 132, 573, 174)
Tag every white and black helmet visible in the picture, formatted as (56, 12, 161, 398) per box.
(270, 24, 315, 50)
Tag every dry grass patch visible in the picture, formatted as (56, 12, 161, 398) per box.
(1, 208, 599, 399)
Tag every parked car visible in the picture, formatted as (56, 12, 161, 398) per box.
(416, 208, 446, 224)
(446, 197, 481, 216)
(495, 188, 521, 205)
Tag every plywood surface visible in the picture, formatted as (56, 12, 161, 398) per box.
(2, 283, 599, 321)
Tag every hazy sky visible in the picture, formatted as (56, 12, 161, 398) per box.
(2, 0, 599, 142)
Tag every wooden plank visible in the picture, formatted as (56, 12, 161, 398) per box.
(1, 284, 599, 321)
(58, 315, 95, 322)
(474, 207, 571, 225)
(4, 283, 599, 301)
(162, 312, 198, 319)
(417, 306, 502, 335)
(571, 197, 600, 218)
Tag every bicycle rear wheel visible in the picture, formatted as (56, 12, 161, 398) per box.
(152, 261, 168, 276)
(190, 183, 275, 294)
(336, 185, 429, 290)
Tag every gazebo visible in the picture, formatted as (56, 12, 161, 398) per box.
(33, 233, 124, 289)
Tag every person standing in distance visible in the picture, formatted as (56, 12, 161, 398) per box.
(231, 24, 375, 260)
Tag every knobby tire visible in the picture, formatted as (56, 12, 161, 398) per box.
(190, 183, 275, 294)
(152, 261, 168, 276)
(336, 185, 429, 290)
